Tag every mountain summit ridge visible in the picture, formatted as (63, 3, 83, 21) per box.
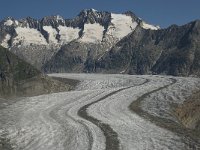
(1, 9, 199, 77)
(43, 19, 200, 76)
(0, 9, 158, 69)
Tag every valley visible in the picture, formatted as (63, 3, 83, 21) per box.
(0, 8, 200, 150)
(0, 73, 200, 150)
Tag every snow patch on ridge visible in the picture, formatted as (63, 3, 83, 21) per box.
(141, 21, 160, 30)
(107, 13, 138, 39)
(14, 20, 19, 26)
(55, 15, 64, 23)
(4, 19, 14, 26)
(80, 23, 105, 43)
(1, 34, 11, 48)
(13, 27, 47, 46)
(43, 26, 58, 44)
(91, 8, 97, 12)
(58, 26, 80, 44)
(56, 15, 63, 20)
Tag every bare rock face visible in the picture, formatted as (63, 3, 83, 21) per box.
(0, 46, 71, 98)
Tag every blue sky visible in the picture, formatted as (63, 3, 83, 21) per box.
(0, 0, 200, 28)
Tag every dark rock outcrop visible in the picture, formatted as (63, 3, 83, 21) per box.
(0, 46, 71, 98)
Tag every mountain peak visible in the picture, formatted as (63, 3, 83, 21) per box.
(90, 8, 98, 12)
(1, 17, 17, 26)
(81, 8, 98, 13)
(78, 8, 102, 17)
(42, 15, 64, 21)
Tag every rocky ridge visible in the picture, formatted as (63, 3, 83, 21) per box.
(0, 9, 158, 69)
(93, 20, 200, 76)
(2, 9, 199, 77)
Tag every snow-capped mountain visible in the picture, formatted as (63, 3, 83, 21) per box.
(0, 9, 159, 68)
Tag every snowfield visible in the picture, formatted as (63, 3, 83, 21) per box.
(107, 14, 138, 39)
(80, 23, 105, 43)
(0, 74, 200, 150)
(13, 27, 48, 46)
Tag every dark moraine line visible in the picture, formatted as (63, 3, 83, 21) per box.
(78, 79, 149, 150)
(63, 91, 104, 150)
(130, 78, 200, 149)
(49, 92, 103, 150)
(51, 77, 80, 90)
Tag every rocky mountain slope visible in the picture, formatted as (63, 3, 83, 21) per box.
(0, 46, 71, 98)
(1, 9, 199, 77)
(0, 9, 158, 69)
(43, 19, 200, 76)
(93, 20, 200, 76)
